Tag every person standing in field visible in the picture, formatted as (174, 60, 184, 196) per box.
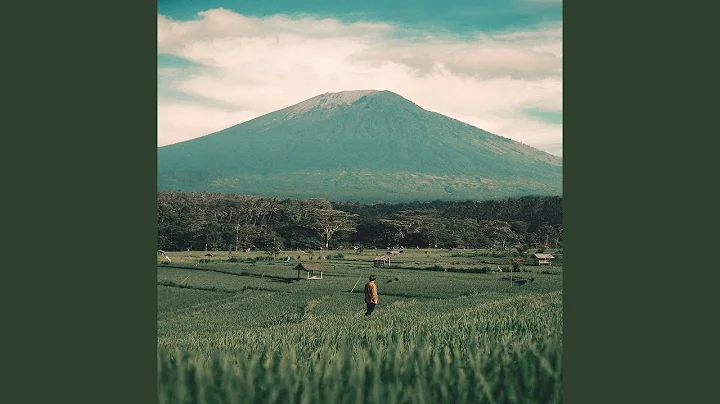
(364, 274, 378, 316)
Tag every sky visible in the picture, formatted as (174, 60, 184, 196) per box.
(158, 0, 563, 157)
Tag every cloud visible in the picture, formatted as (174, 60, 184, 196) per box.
(158, 9, 562, 155)
(157, 101, 261, 146)
(158, 8, 392, 54)
(347, 24, 562, 81)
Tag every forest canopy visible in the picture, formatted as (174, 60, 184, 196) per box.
(157, 191, 562, 252)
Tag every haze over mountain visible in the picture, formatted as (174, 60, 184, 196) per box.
(157, 90, 562, 202)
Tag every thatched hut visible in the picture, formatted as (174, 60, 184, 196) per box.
(294, 263, 326, 279)
(532, 253, 555, 266)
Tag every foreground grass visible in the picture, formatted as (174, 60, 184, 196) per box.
(158, 290, 562, 404)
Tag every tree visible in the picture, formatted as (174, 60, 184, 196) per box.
(510, 221, 530, 244)
(411, 211, 444, 248)
(478, 220, 517, 250)
(443, 218, 481, 248)
(380, 211, 419, 247)
(305, 208, 359, 249)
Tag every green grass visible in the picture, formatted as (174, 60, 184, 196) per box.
(158, 248, 563, 403)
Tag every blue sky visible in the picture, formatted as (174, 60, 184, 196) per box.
(158, 0, 561, 34)
(158, 0, 563, 156)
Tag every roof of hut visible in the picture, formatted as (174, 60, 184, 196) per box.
(294, 263, 326, 271)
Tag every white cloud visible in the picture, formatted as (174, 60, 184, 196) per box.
(158, 9, 562, 156)
(157, 101, 260, 146)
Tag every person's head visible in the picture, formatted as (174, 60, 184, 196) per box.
(369, 275, 377, 282)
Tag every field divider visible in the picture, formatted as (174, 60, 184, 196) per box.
(158, 263, 297, 283)
(157, 280, 236, 294)
(158, 280, 290, 295)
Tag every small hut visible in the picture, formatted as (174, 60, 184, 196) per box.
(532, 253, 555, 266)
(373, 255, 391, 267)
(294, 263, 325, 280)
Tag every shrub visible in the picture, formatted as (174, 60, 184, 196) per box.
(466, 267, 490, 274)
(417, 265, 491, 274)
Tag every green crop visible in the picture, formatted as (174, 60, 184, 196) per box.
(158, 250, 563, 403)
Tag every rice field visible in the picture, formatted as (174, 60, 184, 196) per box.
(158, 248, 563, 403)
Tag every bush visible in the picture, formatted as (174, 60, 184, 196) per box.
(466, 267, 490, 274)
(418, 265, 490, 274)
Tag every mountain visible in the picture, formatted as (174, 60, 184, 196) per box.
(157, 90, 562, 202)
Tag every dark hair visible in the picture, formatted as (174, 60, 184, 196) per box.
(369, 275, 377, 281)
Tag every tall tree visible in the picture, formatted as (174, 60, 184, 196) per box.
(305, 207, 359, 249)
(412, 211, 444, 248)
(380, 211, 420, 247)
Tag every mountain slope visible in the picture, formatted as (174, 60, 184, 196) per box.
(158, 90, 562, 202)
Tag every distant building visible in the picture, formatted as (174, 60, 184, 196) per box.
(294, 263, 326, 279)
(373, 255, 391, 267)
(532, 253, 555, 266)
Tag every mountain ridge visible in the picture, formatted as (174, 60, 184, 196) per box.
(158, 90, 562, 202)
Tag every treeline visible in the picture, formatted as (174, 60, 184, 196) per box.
(157, 191, 562, 252)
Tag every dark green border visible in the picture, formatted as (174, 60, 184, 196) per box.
(5, 1, 158, 403)
(563, 1, 711, 403)
(564, 2, 618, 401)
